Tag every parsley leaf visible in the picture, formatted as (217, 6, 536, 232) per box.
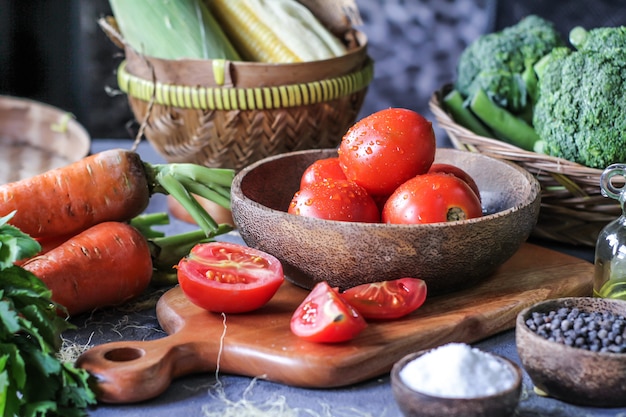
(0, 214, 96, 416)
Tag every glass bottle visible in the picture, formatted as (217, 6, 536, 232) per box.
(594, 164, 626, 299)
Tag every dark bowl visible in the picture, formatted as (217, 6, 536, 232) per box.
(231, 148, 540, 294)
(390, 348, 522, 417)
(516, 297, 626, 407)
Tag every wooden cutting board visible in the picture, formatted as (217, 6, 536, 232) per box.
(77, 243, 593, 404)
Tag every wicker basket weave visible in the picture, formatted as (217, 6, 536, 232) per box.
(429, 85, 620, 247)
(100, 17, 372, 171)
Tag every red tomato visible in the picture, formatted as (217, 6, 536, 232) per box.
(428, 163, 481, 201)
(338, 108, 436, 197)
(382, 173, 483, 224)
(339, 278, 427, 320)
(291, 281, 367, 343)
(300, 157, 347, 189)
(167, 194, 234, 226)
(288, 179, 380, 223)
(177, 242, 284, 314)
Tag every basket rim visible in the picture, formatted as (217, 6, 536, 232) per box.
(428, 86, 604, 179)
(117, 58, 373, 111)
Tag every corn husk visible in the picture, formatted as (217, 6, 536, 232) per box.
(108, 0, 240, 60)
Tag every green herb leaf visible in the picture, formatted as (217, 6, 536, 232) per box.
(0, 224, 96, 416)
(0, 212, 41, 267)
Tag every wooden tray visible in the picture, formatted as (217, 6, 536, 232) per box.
(77, 243, 593, 403)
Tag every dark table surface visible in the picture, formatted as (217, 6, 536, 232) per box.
(66, 139, 620, 417)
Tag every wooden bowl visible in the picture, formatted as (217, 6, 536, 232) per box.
(516, 297, 626, 407)
(231, 148, 541, 295)
(390, 349, 522, 417)
(0, 95, 91, 183)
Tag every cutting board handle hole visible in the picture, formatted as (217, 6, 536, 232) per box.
(104, 347, 144, 362)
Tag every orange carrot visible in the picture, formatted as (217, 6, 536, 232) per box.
(0, 148, 234, 239)
(0, 149, 149, 239)
(18, 214, 233, 316)
(22, 221, 153, 316)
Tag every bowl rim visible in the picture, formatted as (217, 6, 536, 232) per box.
(0, 94, 91, 160)
(232, 147, 541, 229)
(390, 347, 523, 402)
(516, 296, 626, 358)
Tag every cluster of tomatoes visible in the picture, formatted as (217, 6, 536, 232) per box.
(177, 109, 483, 344)
(289, 108, 482, 224)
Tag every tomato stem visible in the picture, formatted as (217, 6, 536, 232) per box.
(447, 207, 467, 222)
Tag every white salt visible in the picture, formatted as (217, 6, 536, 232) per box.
(399, 343, 516, 398)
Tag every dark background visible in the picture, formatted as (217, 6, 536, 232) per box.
(1, 0, 624, 140)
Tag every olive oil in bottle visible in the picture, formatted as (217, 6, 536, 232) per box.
(594, 164, 626, 299)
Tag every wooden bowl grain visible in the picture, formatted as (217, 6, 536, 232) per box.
(231, 148, 540, 294)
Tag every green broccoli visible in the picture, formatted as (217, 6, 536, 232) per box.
(532, 26, 626, 169)
(455, 15, 565, 115)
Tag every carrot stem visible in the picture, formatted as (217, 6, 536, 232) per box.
(156, 174, 220, 235)
(130, 212, 169, 238)
(130, 211, 234, 286)
(155, 163, 234, 187)
(137, 158, 235, 237)
(148, 224, 233, 272)
(149, 162, 234, 236)
(177, 179, 232, 210)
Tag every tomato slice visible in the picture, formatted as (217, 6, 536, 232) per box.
(177, 242, 284, 314)
(291, 281, 367, 343)
(338, 278, 427, 320)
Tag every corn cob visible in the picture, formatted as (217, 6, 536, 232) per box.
(205, 0, 347, 63)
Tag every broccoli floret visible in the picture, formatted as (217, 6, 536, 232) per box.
(455, 15, 565, 114)
(570, 25, 626, 53)
(533, 26, 626, 169)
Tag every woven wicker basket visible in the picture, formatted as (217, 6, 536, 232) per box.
(0, 95, 91, 184)
(429, 85, 620, 247)
(100, 17, 372, 171)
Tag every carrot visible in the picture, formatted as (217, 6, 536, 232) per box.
(22, 221, 153, 316)
(19, 214, 234, 316)
(0, 148, 234, 239)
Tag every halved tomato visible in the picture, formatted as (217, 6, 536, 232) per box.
(291, 281, 367, 343)
(338, 278, 427, 320)
(177, 242, 284, 314)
